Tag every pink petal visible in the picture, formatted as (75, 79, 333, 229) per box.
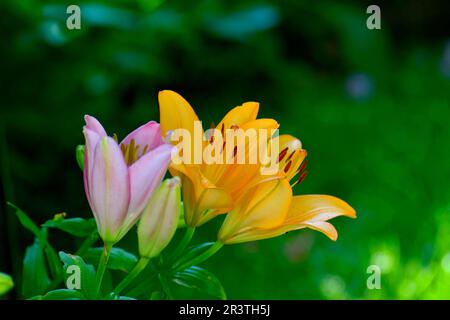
(84, 115, 107, 137)
(90, 136, 130, 242)
(83, 127, 102, 206)
(120, 121, 163, 158)
(126, 143, 173, 223)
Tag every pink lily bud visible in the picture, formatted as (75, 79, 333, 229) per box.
(138, 177, 181, 258)
(83, 115, 173, 244)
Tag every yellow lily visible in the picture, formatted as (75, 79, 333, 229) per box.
(218, 135, 356, 244)
(158, 90, 279, 227)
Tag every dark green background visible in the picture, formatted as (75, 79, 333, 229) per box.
(1, 0, 449, 299)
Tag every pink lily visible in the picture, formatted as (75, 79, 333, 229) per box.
(83, 115, 173, 244)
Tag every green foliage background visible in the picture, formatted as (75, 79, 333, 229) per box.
(0, 0, 449, 299)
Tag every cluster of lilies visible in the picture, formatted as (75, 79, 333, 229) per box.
(83, 90, 356, 292)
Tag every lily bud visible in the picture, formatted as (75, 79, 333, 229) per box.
(138, 177, 181, 258)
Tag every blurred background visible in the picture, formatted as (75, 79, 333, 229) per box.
(1, 0, 449, 299)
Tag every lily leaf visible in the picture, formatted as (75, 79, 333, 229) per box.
(42, 216, 97, 237)
(171, 266, 227, 300)
(29, 289, 85, 300)
(172, 242, 215, 270)
(22, 238, 51, 298)
(59, 252, 96, 299)
(8, 202, 43, 239)
(0, 272, 14, 296)
(83, 247, 138, 273)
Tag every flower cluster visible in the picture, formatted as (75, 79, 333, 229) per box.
(77, 90, 356, 298)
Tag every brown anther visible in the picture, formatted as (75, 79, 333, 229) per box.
(286, 150, 296, 161)
(278, 147, 289, 162)
(298, 159, 308, 174)
(297, 171, 308, 184)
(233, 146, 238, 158)
(284, 160, 292, 173)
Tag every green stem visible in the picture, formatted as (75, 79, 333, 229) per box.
(114, 257, 150, 294)
(169, 227, 196, 262)
(174, 241, 223, 272)
(95, 243, 112, 298)
(76, 231, 99, 256)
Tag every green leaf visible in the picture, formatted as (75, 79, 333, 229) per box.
(171, 266, 227, 299)
(0, 272, 14, 296)
(76, 145, 85, 170)
(29, 289, 85, 300)
(9, 203, 63, 281)
(83, 247, 138, 273)
(172, 242, 215, 270)
(22, 238, 51, 298)
(59, 252, 96, 299)
(42, 216, 96, 237)
(45, 245, 63, 280)
(8, 202, 43, 240)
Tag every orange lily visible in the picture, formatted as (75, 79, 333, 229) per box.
(218, 134, 356, 244)
(158, 90, 279, 227)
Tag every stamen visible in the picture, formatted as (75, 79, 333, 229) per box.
(113, 133, 119, 143)
(286, 150, 296, 161)
(142, 145, 149, 154)
(291, 171, 308, 187)
(298, 159, 308, 174)
(284, 160, 292, 173)
(220, 123, 225, 137)
(278, 147, 288, 162)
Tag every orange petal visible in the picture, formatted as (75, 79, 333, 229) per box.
(158, 90, 200, 137)
(217, 102, 259, 131)
(218, 178, 292, 243)
(282, 195, 357, 240)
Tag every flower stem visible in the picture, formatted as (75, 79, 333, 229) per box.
(114, 257, 150, 295)
(95, 243, 112, 298)
(174, 241, 223, 272)
(169, 227, 196, 262)
(76, 231, 99, 256)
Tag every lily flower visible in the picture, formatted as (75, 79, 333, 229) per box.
(158, 90, 279, 227)
(83, 115, 173, 244)
(218, 135, 356, 244)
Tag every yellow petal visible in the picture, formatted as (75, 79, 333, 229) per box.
(282, 195, 357, 240)
(158, 90, 200, 137)
(171, 163, 233, 227)
(218, 178, 292, 243)
(216, 102, 259, 130)
(240, 118, 279, 131)
(196, 188, 233, 225)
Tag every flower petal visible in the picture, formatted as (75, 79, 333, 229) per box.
(83, 127, 101, 206)
(218, 178, 291, 243)
(120, 121, 163, 157)
(158, 90, 200, 137)
(84, 115, 107, 137)
(123, 143, 173, 235)
(90, 137, 130, 243)
(282, 195, 357, 240)
(217, 102, 259, 130)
